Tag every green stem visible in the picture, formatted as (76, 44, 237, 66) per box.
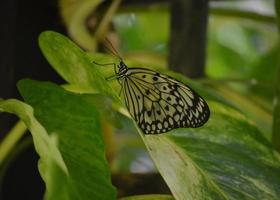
(0, 121, 27, 164)
(95, 0, 123, 41)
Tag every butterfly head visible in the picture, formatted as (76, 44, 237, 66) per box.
(116, 60, 128, 76)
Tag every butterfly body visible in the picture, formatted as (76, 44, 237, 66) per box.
(115, 61, 210, 134)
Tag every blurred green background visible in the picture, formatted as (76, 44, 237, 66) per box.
(0, 0, 279, 199)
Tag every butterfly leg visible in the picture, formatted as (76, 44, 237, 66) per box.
(92, 61, 119, 81)
(92, 61, 116, 67)
(106, 73, 124, 82)
(106, 74, 119, 81)
(118, 85, 123, 96)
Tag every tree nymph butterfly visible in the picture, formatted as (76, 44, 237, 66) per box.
(96, 40, 210, 134)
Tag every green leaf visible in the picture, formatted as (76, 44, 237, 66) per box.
(119, 194, 174, 200)
(144, 102, 280, 199)
(272, 69, 280, 151)
(37, 31, 280, 199)
(38, 30, 119, 103)
(272, 0, 280, 152)
(0, 99, 71, 199)
(17, 79, 117, 200)
(59, 0, 102, 50)
(208, 83, 272, 138)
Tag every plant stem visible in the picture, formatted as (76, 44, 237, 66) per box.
(0, 121, 27, 165)
(95, 0, 122, 41)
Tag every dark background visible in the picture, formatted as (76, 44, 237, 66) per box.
(0, 0, 64, 199)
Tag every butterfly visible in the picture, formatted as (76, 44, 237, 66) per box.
(108, 60, 210, 134)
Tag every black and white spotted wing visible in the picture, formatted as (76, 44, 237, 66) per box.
(116, 63, 210, 134)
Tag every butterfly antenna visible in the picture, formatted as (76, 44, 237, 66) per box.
(103, 37, 123, 61)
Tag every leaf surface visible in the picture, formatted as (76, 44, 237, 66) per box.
(17, 80, 117, 200)
(37, 31, 280, 200)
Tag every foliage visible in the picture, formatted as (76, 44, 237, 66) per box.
(0, 80, 117, 200)
(1, 1, 280, 200)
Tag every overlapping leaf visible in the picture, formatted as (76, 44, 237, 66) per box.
(36, 31, 280, 200)
(16, 80, 117, 200)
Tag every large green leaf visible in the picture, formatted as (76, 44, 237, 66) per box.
(0, 99, 71, 199)
(119, 194, 174, 200)
(145, 103, 280, 199)
(38, 31, 280, 199)
(272, 0, 280, 152)
(38, 31, 119, 103)
(207, 83, 272, 139)
(17, 79, 117, 200)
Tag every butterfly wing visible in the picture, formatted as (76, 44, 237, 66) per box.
(121, 68, 210, 134)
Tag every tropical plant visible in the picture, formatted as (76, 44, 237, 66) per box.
(1, 1, 280, 200)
